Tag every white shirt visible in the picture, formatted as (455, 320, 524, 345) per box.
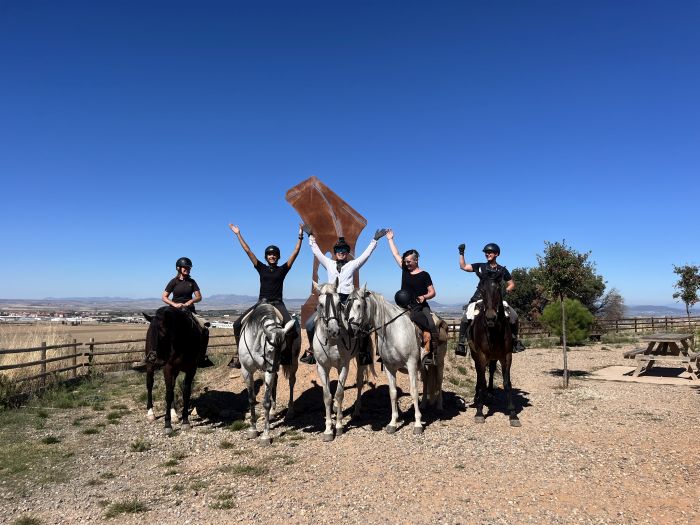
(309, 236, 378, 294)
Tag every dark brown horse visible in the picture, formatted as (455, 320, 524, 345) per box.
(143, 306, 206, 435)
(470, 279, 521, 427)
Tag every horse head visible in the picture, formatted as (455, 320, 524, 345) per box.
(345, 284, 371, 335)
(313, 281, 343, 338)
(480, 280, 504, 328)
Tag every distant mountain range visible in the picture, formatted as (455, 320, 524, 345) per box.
(0, 296, 691, 317)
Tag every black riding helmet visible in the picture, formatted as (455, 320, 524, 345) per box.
(333, 237, 350, 253)
(482, 243, 501, 255)
(176, 257, 193, 268)
(264, 245, 281, 258)
(394, 289, 413, 308)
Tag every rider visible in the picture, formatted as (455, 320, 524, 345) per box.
(386, 229, 439, 366)
(299, 226, 387, 365)
(456, 242, 525, 355)
(227, 223, 303, 369)
(134, 257, 213, 370)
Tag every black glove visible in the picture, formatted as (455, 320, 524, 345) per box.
(301, 223, 313, 236)
(374, 228, 388, 241)
(458, 244, 465, 255)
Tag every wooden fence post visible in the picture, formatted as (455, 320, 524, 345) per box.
(40, 341, 47, 388)
(634, 318, 637, 333)
(72, 338, 77, 379)
(88, 338, 95, 375)
(665, 317, 668, 330)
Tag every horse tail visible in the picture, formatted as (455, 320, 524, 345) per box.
(281, 364, 292, 379)
(423, 317, 447, 404)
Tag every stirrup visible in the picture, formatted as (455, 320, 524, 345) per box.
(227, 355, 241, 369)
(420, 349, 434, 366)
(299, 350, 316, 365)
(455, 343, 468, 357)
(513, 340, 526, 353)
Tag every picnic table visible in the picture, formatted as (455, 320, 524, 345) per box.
(623, 333, 699, 380)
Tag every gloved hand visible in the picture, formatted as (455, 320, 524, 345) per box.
(374, 228, 388, 241)
(458, 243, 465, 255)
(301, 223, 313, 236)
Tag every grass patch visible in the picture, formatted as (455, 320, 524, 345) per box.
(106, 411, 123, 421)
(41, 435, 61, 445)
(455, 463, 465, 470)
(164, 469, 178, 476)
(171, 451, 187, 460)
(190, 479, 209, 491)
(104, 499, 148, 519)
(130, 439, 151, 452)
(100, 471, 116, 479)
(36, 409, 49, 419)
(162, 459, 179, 467)
(219, 440, 236, 449)
(227, 420, 247, 431)
(219, 464, 269, 477)
(12, 516, 44, 525)
(71, 415, 93, 426)
(210, 493, 236, 510)
(82, 427, 100, 435)
(86, 478, 104, 486)
(111, 403, 129, 410)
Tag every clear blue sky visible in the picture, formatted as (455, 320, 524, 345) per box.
(2, 1, 698, 306)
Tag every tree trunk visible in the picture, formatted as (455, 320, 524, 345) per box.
(561, 294, 569, 388)
(687, 303, 692, 331)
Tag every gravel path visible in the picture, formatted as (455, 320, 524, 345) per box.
(3, 340, 699, 524)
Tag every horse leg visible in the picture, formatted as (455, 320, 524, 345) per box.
(259, 370, 276, 445)
(180, 369, 195, 431)
(487, 360, 497, 401)
(285, 364, 297, 420)
(241, 368, 258, 440)
(352, 360, 365, 418)
(407, 365, 424, 435)
(472, 356, 487, 424)
(163, 367, 175, 435)
(317, 364, 335, 442)
(146, 366, 155, 422)
(501, 354, 520, 427)
(384, 369, 400, 434)
(334, 362, 350, 435)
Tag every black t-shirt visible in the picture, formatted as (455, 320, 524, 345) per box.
(469, 262, 511, 302)
(401, 269, 433, 303)
(255, 261, 290, 302)
(165, 277, 200, 311)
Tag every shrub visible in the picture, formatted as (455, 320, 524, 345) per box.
(540, 298, 594, 344)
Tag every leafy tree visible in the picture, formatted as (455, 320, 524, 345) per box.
(541, 299, 594, 344)
(507, 267, 545, 322)
(672, 264, 700, 327)
(534, 240, 598, 387)
(596, 288, 625, 321)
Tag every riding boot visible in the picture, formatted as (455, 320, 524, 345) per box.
(358, 334, 372, 366)
(300, 326, 316, 364)
(198, 328, 214, 368)
(227, 324, 242, 369)
(456, 320, 469, 356)
(512, 322, 526, 353)
(421, 331, 434, 366)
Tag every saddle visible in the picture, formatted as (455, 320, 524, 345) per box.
(239, 302, 285, 327)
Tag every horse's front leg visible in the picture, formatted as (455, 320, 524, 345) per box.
(146, 367, 155, 422)
(407, 364, 424, 435)
(487, 360, 497, 399)
(473, 363, 487, 424)
(316, 364, 335, 442)
(501, 354, 520, 427)
(334, 361, 350, 435)
(353, 359, 366, 418)
(384, 369, 400, 434)
(259, 370, 276, 445)
(241, 368, 258, 440)
(163, 368, 176, 435)
(180, 369, 195, 431)
(285, 361, 298, 420)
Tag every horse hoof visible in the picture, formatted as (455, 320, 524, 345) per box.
(321, 432, 334, 443)
(510, 418, 522, 427)
(385, 425, 397, 435)
(147, 414, 155, 423)
(181, 423, 191, 431)
(335, 426, 344, 437)
(258, 437, 272, 447)
(474, 415, 485, 424)
(413, 426, 424, 435)
(164, 427, 173, 436)
(246, 429, 259, 440)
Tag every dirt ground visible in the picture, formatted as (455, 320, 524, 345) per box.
(2, 337, 699, 525)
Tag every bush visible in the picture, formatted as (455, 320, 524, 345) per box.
(540, 298, 594, 344)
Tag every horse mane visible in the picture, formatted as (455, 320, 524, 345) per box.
(248, 303, 278, 325)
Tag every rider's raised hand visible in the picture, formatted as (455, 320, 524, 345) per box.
(386, 229, 394, 240)
(374, 228, 387, 241)
(229, 224, 240, 235)
(458, 243, 465, 255)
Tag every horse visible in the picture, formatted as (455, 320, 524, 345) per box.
(311, 281, 371, 442)
(237, 302, 300, 445)
(358, 290, 448, 435)
(469, 279, 521, 427)
(143, 306, 206, 435)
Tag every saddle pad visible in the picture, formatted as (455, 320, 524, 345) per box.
(466, 300, 511, 320)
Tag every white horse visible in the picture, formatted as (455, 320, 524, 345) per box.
(238, 303, 299, 445)
(358, 290, 448, 434)
(312, 281, 370, 442)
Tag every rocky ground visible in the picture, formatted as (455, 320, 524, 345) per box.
(2, 338, 699, 524)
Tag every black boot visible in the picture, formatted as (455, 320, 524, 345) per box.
(456, 320, 469, 356)
(300, 326, 316, 364)
(512, 322, 526, 353)
(227, 324, 242, 368)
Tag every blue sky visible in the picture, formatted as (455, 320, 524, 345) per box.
(2, 1, 698, 306)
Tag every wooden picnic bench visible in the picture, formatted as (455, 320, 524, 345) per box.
(623, 333, 698, 380)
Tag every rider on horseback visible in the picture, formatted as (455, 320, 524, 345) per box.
(456, 243, 525, 356)
(386, 229, 440, 366)
(134, 257, 213, 370)
(299, 225, 387, 365)
(227, 223, 303, 369)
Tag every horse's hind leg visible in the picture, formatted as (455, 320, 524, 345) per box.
(284, 364, 297, 420)
(180, 369, 195, 431)
(259, 370, 276, 445)
(384, 370, 400, 434)
(501, 354, 520, 427)
(334, 363, 350, 435)
(407, 365, 424, 435)
(317, 365, 335, 442)
(163, 368, 176, 435)
(472, 356, 487, 423)
(146, 367, 155, 422)
(352, 361, 366, 418)
(241, 368, 258, 440)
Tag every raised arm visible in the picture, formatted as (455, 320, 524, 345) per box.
(229, 224, 258, 266)
(386, 229, 403, 268)
(458, 243, 474, 272)
(308, 234, 333, 269)
(285, 224, 304, 268)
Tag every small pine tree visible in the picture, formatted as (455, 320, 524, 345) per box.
(541, 299, 594, 344)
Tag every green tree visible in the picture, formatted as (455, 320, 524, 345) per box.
(507, 267, 545, 322)
(534, 240, 597, 387)
(672, 264, 700, 328)
(541, 299, 594, 344)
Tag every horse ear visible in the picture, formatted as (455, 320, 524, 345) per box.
(143, 312, 154, 322)
(312, 281, 321, 294)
